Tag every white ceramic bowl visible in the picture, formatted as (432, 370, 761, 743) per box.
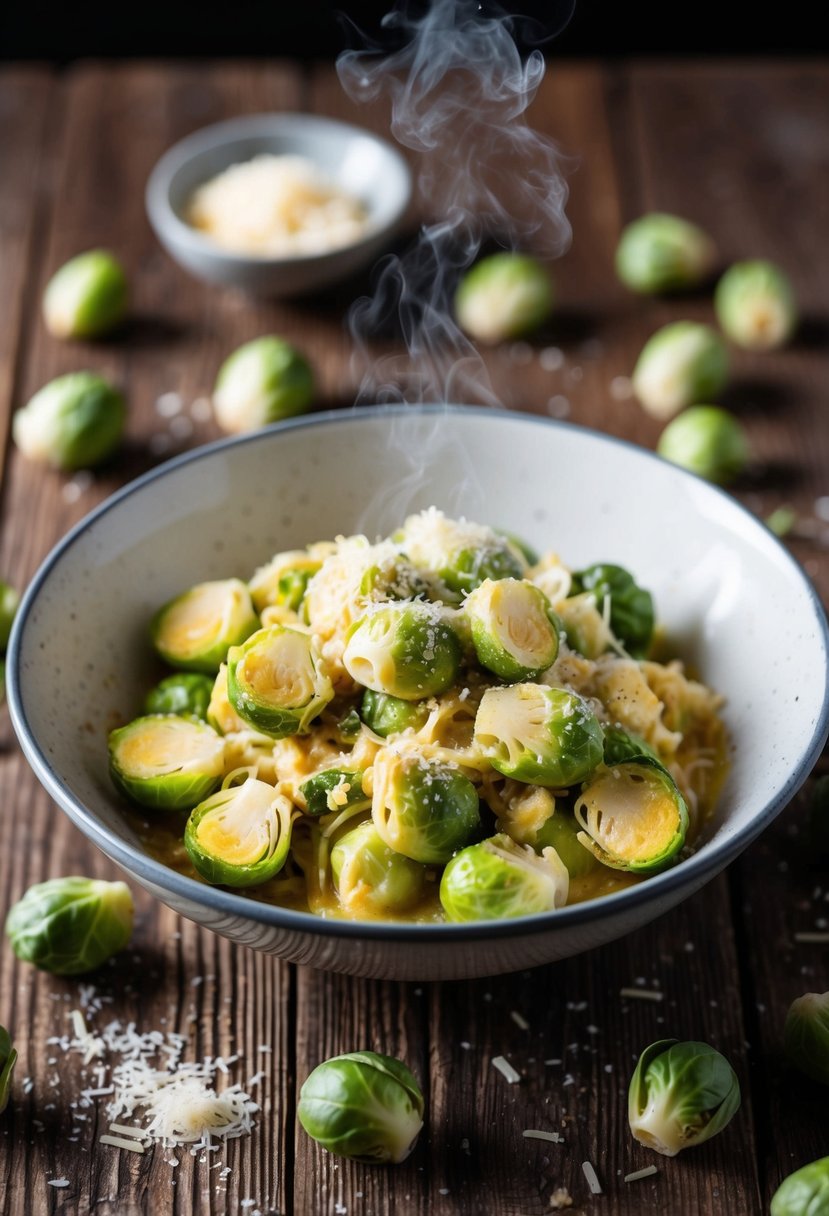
(145, 113, 412, 296)
(7, 407, 829, 980)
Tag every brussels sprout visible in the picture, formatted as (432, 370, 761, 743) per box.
(336, 707, 364, 744)
(151, 579, 259, 674)
(184, 777, 294, 887)
(300, 768, 369, 817)
(534, 810, 597, 879)
(657, 405, 748, 485)
(628, 1039, 741, 1157)
(570, 564, 654, 658)
(227, 625, 333, 737)
(372, 749, 480, 864)
(0, 580, 19, 651)
(440, 833, 569, 922)
(464, 578, 561, 681)
(249, 548, 327, 614)
(615, 213, 716, 294)
(343, 603, 461, 701)
(213, 335, 314, 433)
(474, 683, 604, 788)
(715, 259, 797, 350)
(332, 820, 426, 916)
(575, 759, 688, 873)
(397, 508, 527, 598)
(5, 877, 134, 976)
(632, 321, 728, 420)
(810, 775, 829, 860)
(42, 250, 128, 339)
(108, 715, 225, 810)
(602, 725, 659, 767)
(12, 371, 125, 471)
(454, 252, 553, 345)
(771, 1157, 829, 1216)
(144, 672, 214, 720)
(0, 1024, 17, 1115)
(784, 992, 829, 1086)
(361, 689, 429, 738)
(298, 1050, 424, 1164)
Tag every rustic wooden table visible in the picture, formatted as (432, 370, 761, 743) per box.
(0, 58, 827, 1216)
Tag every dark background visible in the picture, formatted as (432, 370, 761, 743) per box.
(1, 0, 826, 61)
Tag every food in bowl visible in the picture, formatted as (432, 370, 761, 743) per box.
(108, 507, 726, 924)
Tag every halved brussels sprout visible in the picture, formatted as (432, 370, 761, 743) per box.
(332, 820, 426, 916)
(151, 579, 259, 674)
(396, 508, 527, 597)
(570, 564, 654, 658)
(574, 759, 688, 872)
(185, 777, 294, 887)
(632, 320, 728, 420)
(715, 259, 797, 350)
(0, 1024, 16, 1114)
(360, 689, 429, 738)
(474, 684, 604, 788)
(144, 672, 214, 720)
(628, 1039, 741, 1157)
(343, 603, 461, 701)
(249, 547, 329, 614)
(108, 715, 225, 810)
(784, 992, 829, 1086)
(300, 768, 369, 817)
(534, 810, 598, 879)
(227, 625, 333, 737)
(615, 213, 716, 295)
(454, 252, 553, 344)
(464, 578, 561, 681)
(771, 1157, 829, 1216)
(371, 749, 480, 864)
(657, 405, 748, 485)
(440, 833, 569, 922)
(13, 371, 125, 471)
(213, 335, 314, 433)
(42, 249, 128, 339)
(5, 877, 134, 976)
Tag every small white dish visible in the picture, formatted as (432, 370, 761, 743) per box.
(145, 113, 412, 297)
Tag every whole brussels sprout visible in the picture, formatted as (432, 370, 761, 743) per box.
(42, 250, 128, 339)
(108, 714, 225, 810)
(615, 213, 716, 294)
(300, 768, 369, 817)
(715, 259, 797, 350)
(213, 335, 314, 433)
(575, 758, 688, 873)
(227, 624, 333, 737)
(474, 683, 604, 788)
(144, 672, 214, 720)
(464, 577, 560, 681)
(454, 252, 553, 345)
(397, 508, 527, 598)
(371, 749, 480, 864)
(0, 580, 20, 651)
(534, 810, 597, 879)
(771, 1157, 829, 1216)
(184, 777, 294, 887)
(332, 820, 426, 916)
(628, 1039, 741, 1157)
(343, 603, 461, 701)
(0, 1024, 17, 1114)
(5, 877, 134, 976)
(784, 992, 829, 1086)
(440, 833, 569, 922)
(360, 688, 429, 738)
(150, 578, 259, 674)
(632, 321, 728, 420)
(12, 371, 125, 470)
(569, 563, 654, 658)
(298, 1050, 424, 1164)
(657, 405, 748, 485)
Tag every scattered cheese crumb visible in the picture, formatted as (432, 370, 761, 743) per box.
(620, 987, 664, 1002)
(540, 346, 564, 371)
(99, 1135, 145, 1153)
(155, 392, 183, 418)
(549, 1187, 573, 1209)
(610, 375, 633, 400)
(491, 1056, 521, 1084)
(794, 932, 829, 943)
(510, 1010, 530, 1030)
(523, 1130, 564, 1143)
(582, 1160, 603, 1194)
(624, 1165, 658, 1183)
(47, 1179, 70, 1188)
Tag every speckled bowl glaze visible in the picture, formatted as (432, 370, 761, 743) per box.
(7, 407, 829, 980)
(145, 113, 412, 296)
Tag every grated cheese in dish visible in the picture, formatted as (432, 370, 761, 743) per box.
(187, 154, 370, 258)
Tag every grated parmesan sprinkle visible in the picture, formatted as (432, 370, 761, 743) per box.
(523, 1129, 564, 1143)
(620, 987, 664, 1002)
(624, 1165, 658, 1183)
(582, 1160, 603, 1194)
(510, 1011, 530, 1030)
(47, 1180, 70, 1188)
(491, 1056, 521, 1084)
(99, 1135, 145, 1153)
(794, 932, 829, 943)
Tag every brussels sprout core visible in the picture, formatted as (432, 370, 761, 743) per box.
(474, 683, 604, 788)
(615, 213, 716, 294)
(108, 715, 225, 810)
(628, 1039, 741, 1157)
(151, 579, 259, 674)
(227, 625, 333, 737)
(440, 834, 569, 922)
(454, 252, 553, 345)
(465, 578, 560, 681)
(298, 1050, 424, 1164)
(184, 778, 294, 887)
(0, 1025, 17, 1114)
(343, 603, 460, 701)
(632, 321, 728, 420)
(771, 1157, 829, 1216)
(12, 371, 125, 471)
(715, 260, 797, 350)
(575, 760, 688, 872)
(783, 991, 829, 1086)
(43, 250, 128, 339)
(5, 877, 134, 976)
(372, 749, 480, 864)
(332, 820, 426, 916)
(657, 406, 748, 485)
(213, 335, 314, 433)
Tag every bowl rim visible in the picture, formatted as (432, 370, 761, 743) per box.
(145, 111, 413, 268)
(7, 404, 829, 943)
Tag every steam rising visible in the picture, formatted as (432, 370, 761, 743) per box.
(338, 0, 571, 407)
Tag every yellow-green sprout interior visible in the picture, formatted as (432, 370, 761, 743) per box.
(115, 718, 223, 777)
(575, 766, 679, 863)
(488, 580, 555, 665)
(160, 582, 238, 659)
(238, 630, 317, 709)
(196, 781, 280, 866)
(474, 685, 547, 768)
